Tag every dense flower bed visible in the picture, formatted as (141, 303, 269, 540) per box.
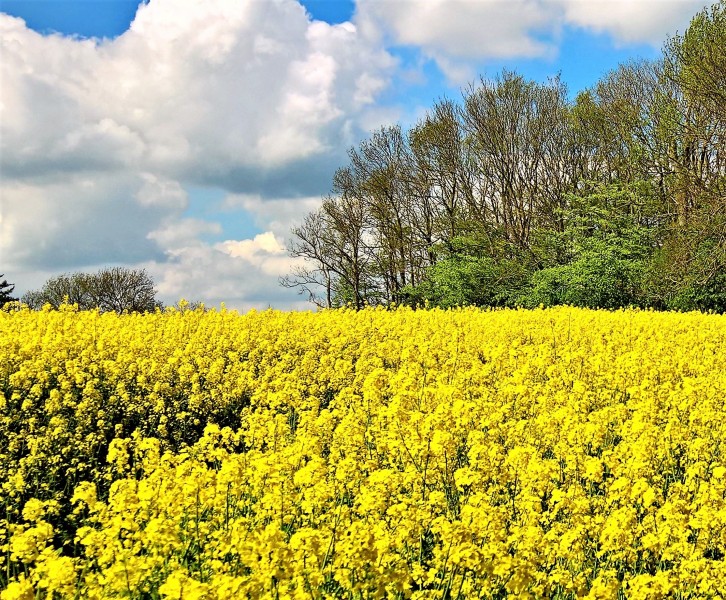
(2, 305, 726, 599)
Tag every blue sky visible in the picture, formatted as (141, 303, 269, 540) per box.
(0, 0, 707, 309)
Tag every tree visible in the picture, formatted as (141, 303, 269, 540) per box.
(646, 1, 726, 309)
(0, 274, 17, 307)
(281, 192, 373, 309)
(518, 183, 658, 309)
(22, 267, 159, 313)
(351, 126, 419, 301)
(461, 72, 578, 251)
(402, 241, 529, 309)
(22, 272, 93, 309)
(409, 99, 470, 246)
(281, 208, 337, 308)
(406, 183, 657, 310)
(647, 197, 726, 312)
(669, 0, 726, 125)
(91, 267, 158, 313)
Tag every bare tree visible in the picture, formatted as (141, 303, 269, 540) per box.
(282, 188, 372, 309)
(462, 72, 578, 252)
(348, 126, 419, 300)
(281, 208, 337, 308)
(93, 267, 157, 313)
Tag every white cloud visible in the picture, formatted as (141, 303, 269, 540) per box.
(0, 173, 168, 270)
(0, 0, 396, 309)
(222, 194, 322, 238)
(557, 0, 704, 45)
(147, 218, 221, 250)
(135, 173, 188, 210)
(146, 201, 317, 309)
(356, 0, 555, 60)
(1, 0, 395, 180)
(146, 236, 308, 311)
(354, 0, 707, 82)
(218, 232, 286, 264)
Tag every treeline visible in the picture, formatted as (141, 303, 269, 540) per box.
(283, 1, 726, 311)
(0, 267, 209, 314)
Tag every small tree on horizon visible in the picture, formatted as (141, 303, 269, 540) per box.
(0, 274, 17, 307)
(22, 267, 159, 313)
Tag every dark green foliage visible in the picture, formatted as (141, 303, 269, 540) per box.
(519, 247, 648, 309)
(410, 184, 659, 310)
(402, 230, 531, 308)
(403, 254, 529, 308)
(515, 183, 657, 309)
(646, 203, 726, 312)
(665, 272, 726, 313)
(0, 274, 16, 307)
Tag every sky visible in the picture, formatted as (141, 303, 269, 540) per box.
(0, 0, 710, 311)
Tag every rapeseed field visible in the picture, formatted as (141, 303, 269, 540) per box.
(2, 305, 726, 599)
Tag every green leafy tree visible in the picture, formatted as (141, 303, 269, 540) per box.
(518, 183, 658, 309)
(520, 246, 648, 309)
(403, 254, 529, 308)
(647, 201, 726, 312)
(402, 230, 531, 308)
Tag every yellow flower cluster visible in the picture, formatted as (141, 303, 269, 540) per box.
(2, 304, 726, 598)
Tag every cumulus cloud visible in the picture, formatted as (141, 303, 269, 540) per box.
(147, 218, 221, 251)
(557, 0, 704, 45)
(354, 0, 706, 82)
(356, 0, 556, 60)
(0, 0, 395, 308)
(135, 173, 189, 210)
(147, 201, 317, 309)
(218, 232, 286, 265)
(0, 173, 168, 270)
(146, 235, 308, 311)
(1, 0, 394, 181)
(222, 193, 322, 238)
